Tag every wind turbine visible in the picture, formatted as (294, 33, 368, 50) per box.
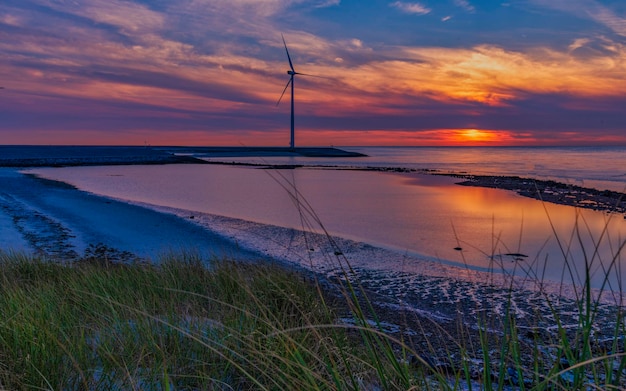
(276, 34, 310, 149)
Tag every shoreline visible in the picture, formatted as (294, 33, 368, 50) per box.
(2, 164, 625, 382)
(127, 198, 626, 301)
(0, 145, 365, 167)
(3, 163, 623, 305)
(0, 167, 264, 262)
(4, 155, 625, 295)
(0, 145, 205, 167)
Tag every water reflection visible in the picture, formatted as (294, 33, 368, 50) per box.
(31, 164, 626, 290)
(200, 146, 626, 192)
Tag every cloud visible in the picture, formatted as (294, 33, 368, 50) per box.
(351, 39, 363, 48)
(315, 0, 341, 7)
(26, 0, 165, 35)
(454, 0, 475, 12)
(0, 13, 22, 26)
(331, 38, 626, 112)
(568, 38, 591, 51)
(390, 2, 431, 15)
(194, 0, 290, 17)
(585, 3, 626, 36)
(527, 0, 626, 37)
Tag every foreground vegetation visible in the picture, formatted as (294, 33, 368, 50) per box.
(0, 247, 624, 390)
(0, 251, 410, 390)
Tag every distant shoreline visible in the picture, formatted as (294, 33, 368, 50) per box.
(0, 145, 365, 167)
(153, 146, 367, 158)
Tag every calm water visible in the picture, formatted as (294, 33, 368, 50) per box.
(31, 146, 626, 289)
(205, 146, 626, 192)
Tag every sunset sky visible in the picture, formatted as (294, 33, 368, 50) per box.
(1, 0, 625, 146)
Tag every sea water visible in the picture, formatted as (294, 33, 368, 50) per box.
(199, 146, 626, 192)
(30, 146, 626, 290)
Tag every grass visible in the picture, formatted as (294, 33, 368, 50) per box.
(0, 238, 625, 390)
(0, 250, 419, 390)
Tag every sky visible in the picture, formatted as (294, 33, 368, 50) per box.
(1, 0, 626, 147)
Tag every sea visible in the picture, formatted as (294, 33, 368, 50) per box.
(29, 146, 626, 291)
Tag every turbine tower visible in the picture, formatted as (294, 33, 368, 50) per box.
(277, 34, 302, 149)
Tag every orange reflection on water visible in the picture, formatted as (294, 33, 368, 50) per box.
(427, 176, 626, 289)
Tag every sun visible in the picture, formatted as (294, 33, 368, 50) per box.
(461, 129, 496, 141)
(455, 129, 502, 144)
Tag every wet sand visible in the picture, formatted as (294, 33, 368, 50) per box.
(0, 168, 263, 262)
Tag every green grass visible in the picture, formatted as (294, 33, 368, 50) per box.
(1, 199, 626, 390)
(0, 251, 417, 390)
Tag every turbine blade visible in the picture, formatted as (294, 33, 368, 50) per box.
(276, 77, 292, 106)
(282, 34, 295, 72)
(297, 72, 330, 79)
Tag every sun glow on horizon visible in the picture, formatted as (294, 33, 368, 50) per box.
(435, 128, 514, 145)
(294, 128, 534, 147)
(457, 129, 500, 143)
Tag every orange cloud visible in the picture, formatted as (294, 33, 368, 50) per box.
(5, 7, 625, 120)
(330, 41, 626, 107)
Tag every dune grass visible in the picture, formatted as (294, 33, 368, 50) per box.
(0, 241, 624, 390)
(0, 250, 419, 390)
